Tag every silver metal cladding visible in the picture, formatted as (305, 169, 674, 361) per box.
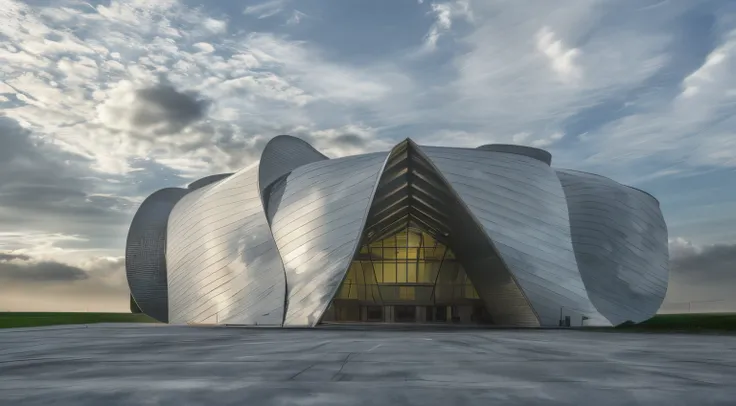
(125, 188, 189, 323)
(267, 152, 390, 326)
(476, 144, 553, 166)
(557, 169, 669, 325)
(166, 164, 286, 325)
(125, 136, 669, 327)
(420, 146, 610, 327)
(258, 135, 329, 200)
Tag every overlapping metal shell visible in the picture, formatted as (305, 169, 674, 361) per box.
(267, 152, 389, 326)
(556, 169, 669, 325)
(165, 164, 286, 325)
(125, 136, 669, 327)
(125, 188, 189, 322)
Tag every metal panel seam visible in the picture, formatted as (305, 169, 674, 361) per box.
(412, 140, 543, 325)
(313, 148, 397, 325)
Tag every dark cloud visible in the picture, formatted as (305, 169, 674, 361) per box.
(291, 129, 376, 157)
(0, 253, 30, 261)
(0, 254, 88, 282)
(670, 242, 736, 284)
(0, 251, 125, 284)
(125, 157, 189, 196)
(333, 133, 367, 147)
(0, 117, 87, 212)
(130, 120, 266, 173)
(131, 80, 211, 135)
(0, 116, 131, 249)
(0, 253, 128, 312)
(205, 123, 274, 171)
(145, 119, 371, 176)
(663, 240, 736, 309)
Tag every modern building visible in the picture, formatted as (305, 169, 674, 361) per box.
(125, 136, 669, 328)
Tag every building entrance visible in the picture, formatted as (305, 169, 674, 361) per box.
(322, 228, 493, 325)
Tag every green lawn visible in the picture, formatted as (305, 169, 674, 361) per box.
(0, 312, 158, 329)
(606, 313, 736, 333)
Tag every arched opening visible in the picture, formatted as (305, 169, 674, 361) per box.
(321, 140, 539, 326)
(322, 227, 493, 324)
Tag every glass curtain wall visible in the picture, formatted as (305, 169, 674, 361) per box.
(325, 227, 485, 323)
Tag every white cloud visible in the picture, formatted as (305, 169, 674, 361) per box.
(192, 42, 215, 53)
(419, 129, 497, 148)
(536, 27, 582, 82)
(243, 33, 404, 103)
(512, 132, 530, 143)
(422, 0, 472, 51)
(668, 237, 700, 258)
(587, 29, 736, 169)
(202, 17, 228, 34)
(425, 0, 674, 169)
(286, 10, 308, 26)
(681, 43, 729, 98)
(0, 1, 406, 178)
(0, 231, 90, 258)
(531, 131, 565, 148)
(243, 0, 287, 19)
(5, 0, 710, 181)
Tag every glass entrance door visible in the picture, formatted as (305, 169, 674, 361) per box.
(394, 305, 416, 322)
(323, 228, 488, 325)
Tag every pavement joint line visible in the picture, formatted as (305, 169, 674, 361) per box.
(331, 352, 353, 381)
(0, 325, 90, 334)
(287, 364, 315, 381)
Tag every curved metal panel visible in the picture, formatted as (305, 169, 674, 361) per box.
(132, 136, 666, 328)
(166, 164, 286, 325)
(556, 169, 669, 325)
(476, 144, 552, 166)
(258, 135, 329, 198)
(369, 140, 540, 326)
(626, 185, 661, 204)
(188, 173, 233, 190)
(130, 294, 142, 314)
(125, 188, 189, 323)
(420, 146, 609, 326)
(267, 152, 389, 326)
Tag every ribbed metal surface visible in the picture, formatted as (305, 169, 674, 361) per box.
(267, 152, 389, 326)
(188, 173, 233, 190)
(258, 135, 329, 197)
(126, 137, 668, 328)
(420, 147, 609, 326)
(556, 169, 669, 325)
(361, 140, 539, 326)
(125, 188, 189, 323)
(476, 144, 552, 166)
(166, 164, 285, 325)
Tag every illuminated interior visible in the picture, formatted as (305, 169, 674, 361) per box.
(322, 227, 492, 324)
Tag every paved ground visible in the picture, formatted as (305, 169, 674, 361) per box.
(1, 324, 735, 405)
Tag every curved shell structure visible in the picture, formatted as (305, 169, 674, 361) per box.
(125, 137, 669, 327)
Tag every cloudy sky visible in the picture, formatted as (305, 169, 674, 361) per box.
(1, 0, 735, 313)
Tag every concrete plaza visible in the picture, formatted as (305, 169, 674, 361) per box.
(1, 324, 735, 405)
